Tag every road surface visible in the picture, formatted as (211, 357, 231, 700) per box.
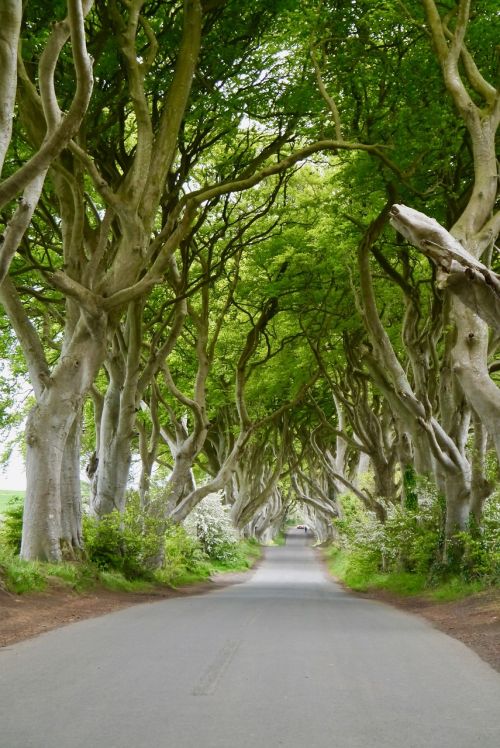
(1, 530, 500, 747)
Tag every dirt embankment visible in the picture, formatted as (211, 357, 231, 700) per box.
(0, 573, 247, 649)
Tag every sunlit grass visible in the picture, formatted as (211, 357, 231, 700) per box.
(0, 490, 25, 515)
(325, 546, 491, 601)
(98, 571, 154, 593)
(0, 537, 262, 596)
(428, 578, 487, 601)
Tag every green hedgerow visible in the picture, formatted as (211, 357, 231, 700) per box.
(0, 496, 24, 553)
(183, 492, 241, 563)
(83, 494, 163, 579)
(334, 478, 499, 585)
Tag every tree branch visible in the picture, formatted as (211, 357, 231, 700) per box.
(0, 0, 94, 209)
(0, 0, 22, 173)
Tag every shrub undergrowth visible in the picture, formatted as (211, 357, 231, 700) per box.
(327, 477, 499, 598)
(0, 492, 261, 595)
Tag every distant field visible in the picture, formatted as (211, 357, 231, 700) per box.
(0, 486, 90, 515)
(0, 489, 25, 514)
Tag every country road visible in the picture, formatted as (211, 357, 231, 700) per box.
(1, 531, 499, 748)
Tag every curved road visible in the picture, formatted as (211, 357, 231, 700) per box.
(1, 531, 500, 747)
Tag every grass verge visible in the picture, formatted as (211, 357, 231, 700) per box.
(324, 546, 493, 601)
(0, 538, 262, 596)
(0, 490, 25, 516)
(269, 532, 286, 546)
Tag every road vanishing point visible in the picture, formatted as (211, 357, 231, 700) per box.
(1, 530, 500, 747)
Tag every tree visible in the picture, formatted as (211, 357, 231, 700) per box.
(3, 0, 403, 560)
(2, 0, 498, 561)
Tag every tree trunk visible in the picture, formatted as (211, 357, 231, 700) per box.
(469, 412, 492, 523)
(451, 300, 500, 462)
(21, 315, 107, 561)
(90, 372, 134, 516)
(22, 399, 74, 561)
(444, 469, 471, 537)
(60, 412, 83, 553)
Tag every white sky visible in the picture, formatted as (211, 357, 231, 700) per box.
(0, 447, 26, 490)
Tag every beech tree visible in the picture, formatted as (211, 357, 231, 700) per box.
(1, 0, 498, 560)
(3, 0, 372, 559)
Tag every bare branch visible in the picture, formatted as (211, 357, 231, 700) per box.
(0, 171, 46, 284)
(310, 50, 343, 141)
(46, 270, 103, 318)
(0, 276, 50, 398)
(0, 0, 22, 173)
(0, 0, 94, 209)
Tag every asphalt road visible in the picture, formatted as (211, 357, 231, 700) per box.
(1, 530, 500, 748)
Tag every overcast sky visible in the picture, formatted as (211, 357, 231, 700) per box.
(0, 448, 26, 490)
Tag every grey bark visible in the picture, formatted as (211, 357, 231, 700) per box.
(0, 1, 21, 174)
(60, 412, 83, 553)
(21, 313, 107, 560)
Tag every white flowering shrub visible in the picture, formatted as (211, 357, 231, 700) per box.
(335, 476, 500, 582)
(335, 478, 444, 576)
(183, 493, 240, 563)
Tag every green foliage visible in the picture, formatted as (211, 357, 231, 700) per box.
(0, 496, 24, 553)
(331, 480, 500, 593)
(183, 493, 242, 563)
(453, 498, 500, 583)
(0, 547, 46, 594)
(328, 546, 429, 596)
(0, 527, 258, 596)
(160, 523, 210, 586)
(97, 571, 154, 593)
(210, 538, 261, 571)
(82, 493, 259, 586)
(82, 496, 163, 579)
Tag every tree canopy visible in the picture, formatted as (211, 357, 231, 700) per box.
(0, 0, 498, 568)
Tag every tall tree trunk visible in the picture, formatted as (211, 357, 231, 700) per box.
(91, 301, 146, 515)
(90, 367, 134, 516)
(60, 412, 83, 553)
(469, 412, 492, 523)
(21, 315, 107, 561)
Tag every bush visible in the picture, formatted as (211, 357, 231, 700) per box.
(455, 495, 500, 583)
(162, 523, 209, 581)
(0, 496, 24, 553)
(83, 495, 163, 579)
(183, 492, 241, 563)
(0, 547, 46, 594)
(333, 478, 499, 587)
(0, 490, 259, 593)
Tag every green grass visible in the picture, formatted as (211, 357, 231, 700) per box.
(0, 486, 89, 515)
(98, 570, 154, 593)
(269, 531, 286, 546)
(44, 562, 96, 592)
(0, 489, 25, 515)
(0, 555, 46, 594)
(241, 538, 262, 561)
(324, 546, 492, 601)
(0, 538, 262, 596)
(427, 578, 487, 601)
(0, 548, 100, 595)
(156, 568, 211, 588)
